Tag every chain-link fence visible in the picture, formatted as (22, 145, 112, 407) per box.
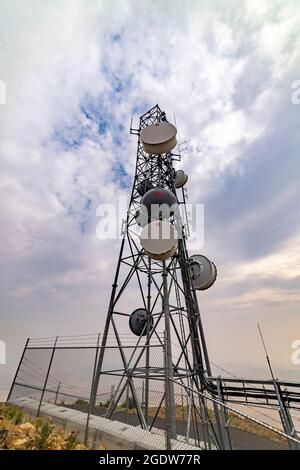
(7, 334, 300, 450)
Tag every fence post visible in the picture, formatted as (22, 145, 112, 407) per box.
(85, 333, 101, 447)
(7, 338, 29, 403)
(186, 385, 193, 444)
(37, 336, 58, 417)
(54, 381, 61, 405)
(181, 389, 185, 420)
(142, 380, 145, 412)
(125, 382, 130, 424)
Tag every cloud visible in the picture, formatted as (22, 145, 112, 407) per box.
(0, 0, 300, 391)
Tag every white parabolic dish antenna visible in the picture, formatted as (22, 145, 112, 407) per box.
(140, 220, 178, 260)
(174, 170, 188, 189)
(189, 254, 217, 290)
(140, 122, 177, 155)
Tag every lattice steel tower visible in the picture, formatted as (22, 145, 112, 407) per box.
(89, 105, 300, 450)
(89, 104, 223, 448)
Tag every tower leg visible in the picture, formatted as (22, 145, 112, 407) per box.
(163, 261, 177, 446)
(89, 237, 126, 414)
(144, 259, 152, 428)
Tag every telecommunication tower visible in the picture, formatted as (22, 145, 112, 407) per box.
(89, 104, 223, 448)
(89, 105, 300, 450)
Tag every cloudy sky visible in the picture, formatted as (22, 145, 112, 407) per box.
(0, 0, 300, 396)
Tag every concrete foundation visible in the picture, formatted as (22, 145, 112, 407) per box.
(9, 397, 203, 450)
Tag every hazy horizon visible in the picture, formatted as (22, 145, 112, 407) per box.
(1, 1, 300, 402)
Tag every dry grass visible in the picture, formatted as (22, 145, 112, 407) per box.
(0, 403, 87, 450)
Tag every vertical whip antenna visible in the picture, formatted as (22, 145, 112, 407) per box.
(257, 322, 275, 381)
